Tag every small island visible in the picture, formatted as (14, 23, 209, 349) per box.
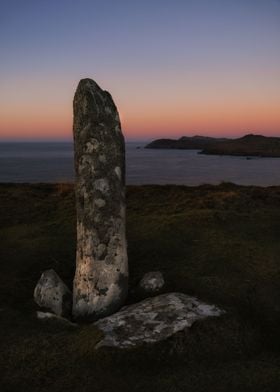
(146, 134, 280, 157)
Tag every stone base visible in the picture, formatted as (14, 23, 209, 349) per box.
(94, 292, 224, 349)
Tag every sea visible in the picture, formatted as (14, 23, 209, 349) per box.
(1, 141, 280, 186)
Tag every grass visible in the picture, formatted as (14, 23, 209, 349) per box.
(1, 183, 280, 391)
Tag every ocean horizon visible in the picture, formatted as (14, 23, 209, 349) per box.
(1, 141, 280, 186)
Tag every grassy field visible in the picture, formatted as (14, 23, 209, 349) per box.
(1, 183, 280, 391)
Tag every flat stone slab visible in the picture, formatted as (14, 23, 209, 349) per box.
(94, 292, 224, 348)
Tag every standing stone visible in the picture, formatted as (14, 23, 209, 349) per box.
(72, 78, 128, 320)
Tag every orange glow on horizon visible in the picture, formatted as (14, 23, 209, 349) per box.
(0, 86, 279, 140)
(1, 0, 280, 141)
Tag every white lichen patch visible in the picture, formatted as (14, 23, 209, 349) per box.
(94, 178, 110, 194)
(78, 155, 95, 175)
(97, 243, 107, 258)
(87, 138, 99, 152)
(114, 166, 122, 180)
(95, 198, 106, 208)
(99, 154, 107, 163)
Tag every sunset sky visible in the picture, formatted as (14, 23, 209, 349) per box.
(0, 0, 279, 141)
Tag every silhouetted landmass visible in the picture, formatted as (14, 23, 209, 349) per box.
(146, 134, 280, 158)
(201, 134, 280, 157)
(145, 135, 229, 149)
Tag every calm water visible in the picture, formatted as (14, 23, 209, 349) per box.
(0, 142, 280, 186)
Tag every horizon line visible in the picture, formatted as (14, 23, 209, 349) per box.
(0, 132, 280, 143)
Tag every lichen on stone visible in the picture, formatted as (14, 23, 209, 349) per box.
(72, 78, 128, 321)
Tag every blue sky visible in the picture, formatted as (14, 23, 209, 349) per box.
(0, 0, 279, 140)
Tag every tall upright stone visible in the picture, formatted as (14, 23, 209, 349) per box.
(72, 78, 128, 320)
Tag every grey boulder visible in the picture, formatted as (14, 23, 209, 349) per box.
(34, 269, 72, 317)
(139, 271, 165, 293)
(94, 292, 224, 349)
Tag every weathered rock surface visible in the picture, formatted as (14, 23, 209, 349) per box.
(34, 269, 72, 317)
(36, 311, 77, 327)
(94, 292, 224, 348)
(139, 271, 165, 293)
(72, 78, 128, 320)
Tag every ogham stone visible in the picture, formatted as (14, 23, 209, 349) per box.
(72, 78, 128, 320)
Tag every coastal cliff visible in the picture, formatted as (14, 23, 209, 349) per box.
(201, 134, 280, 157)
(145, 136, 229, 150)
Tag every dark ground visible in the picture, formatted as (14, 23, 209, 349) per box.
(1, 183, 280, 391)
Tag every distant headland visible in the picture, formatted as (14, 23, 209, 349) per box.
(145, 134, 280, 157)
(145, 135, 229, 150)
